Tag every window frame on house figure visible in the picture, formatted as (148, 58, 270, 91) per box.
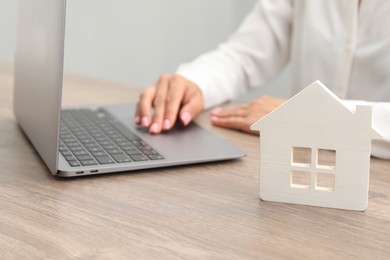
(291, 146, 336, 192)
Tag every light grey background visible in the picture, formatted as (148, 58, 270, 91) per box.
(0, 0, 289, 97)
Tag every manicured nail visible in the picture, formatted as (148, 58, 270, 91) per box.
(135, 116, 141, 124)
(141, 116, 149, 127)
(163, 119, 171, 130)
(149, 123, 160, 134)
(211, 107, 222, 115)
(181, 112, 192, 126)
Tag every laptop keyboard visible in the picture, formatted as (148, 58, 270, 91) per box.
(59, 108, 164, 167)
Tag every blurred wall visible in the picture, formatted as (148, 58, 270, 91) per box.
(0, 0, 17, 64)
(0, 0, 255, 87)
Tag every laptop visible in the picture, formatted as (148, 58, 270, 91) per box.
(13, 0, 245, 177)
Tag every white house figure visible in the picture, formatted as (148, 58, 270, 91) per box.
(250, 81, 381, 211)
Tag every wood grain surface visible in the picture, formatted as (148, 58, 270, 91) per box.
(0, 62, 389, 259)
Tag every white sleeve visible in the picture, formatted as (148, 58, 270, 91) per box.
(176, 0, 293, 109)
(343, 100, 390, 159)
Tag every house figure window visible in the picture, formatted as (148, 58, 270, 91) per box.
(291, 147, 336, 192)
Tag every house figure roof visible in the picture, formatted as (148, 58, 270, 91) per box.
(251, 80, 381, 140)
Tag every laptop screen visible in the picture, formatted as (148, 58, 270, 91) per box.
(14, 0, 67, 174)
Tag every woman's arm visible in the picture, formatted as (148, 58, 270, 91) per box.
(177, 0, 293, 109)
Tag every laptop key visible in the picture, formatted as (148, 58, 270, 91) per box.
(98, 140, 113, 146)
(66, 141, 81, 147)
(76, 155, 93, 161)
(80, 138, 95, 144)
(125, 150, 142, 156)
(95, 156, 115, 164)
(87, 147, 103, 153)
(60, 150, 72, 156)
(62, 138, 76, 143)
(92, 151, 108, 157)
(84, 142, 99, 148)
(80, 159, 98, 166)
(117, 141, 133, 147)
(148, 154, 164, 160)
(64, 155, 77, 161)
(69, 146, 85, 152)
(107, 149, 122, 155)
(102, 144, 116, 150)
(142, 149, 158, 155)
(120, 145, 136, 151)
(112, 137, 127, 143)
(73, 150, 89, 156)
(112, 154, 132, 163)
(68, 161, 81, 167)
(130, 155, 148, 161)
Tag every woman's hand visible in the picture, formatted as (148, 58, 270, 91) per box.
(210, 95, 286, 134)
(135, 74, 204, 134)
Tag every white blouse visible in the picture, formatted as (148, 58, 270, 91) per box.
(177, 0, 390, 159)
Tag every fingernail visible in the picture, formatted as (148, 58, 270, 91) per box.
(141, 116, 149, 127)
(163, 119, 171, 130)
(135, 116, 141, 124)
(149, 123, 160, 134)
(210, 116, 218, 122)
(211, 107, 222, 115)
(181, 112, 192, 126)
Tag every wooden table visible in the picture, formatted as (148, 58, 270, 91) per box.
(1, 62, 389, 259)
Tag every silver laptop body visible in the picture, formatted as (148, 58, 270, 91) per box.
(13, 0, 245, 177)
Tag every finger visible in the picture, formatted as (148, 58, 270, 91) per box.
(150, 75, 170, 134)
(179, 85, 204, 126)
(134, 102, 141, 124)
(210, 105, 248, 118)
(163, 76, 187, 131)
(137, 87, 156, 127)
(210, 115, 258, 135)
